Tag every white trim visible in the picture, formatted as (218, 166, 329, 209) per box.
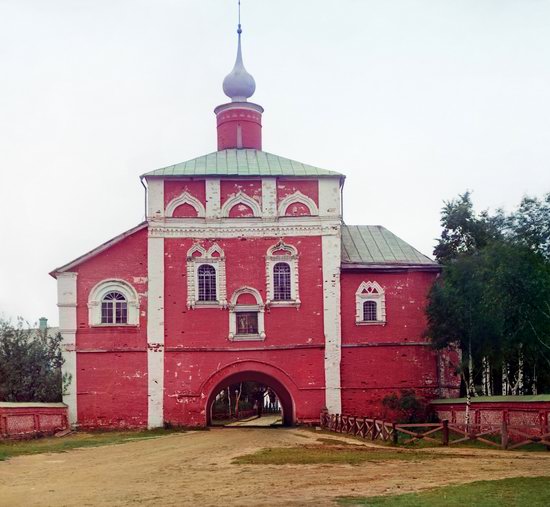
(322, 234, 342, 413)
(205, 178, 221, 219)
(265, 240, 300, 307)
(147, 236, 164, 429)
(261, 177, 277, 217)
(355, 281, 386, 324)
(87, 279, 140, 326)
(165, 191, 206, 218)
(228, 287, 266, 341)
(57, 272, 78, 427)
(221, 191, 262, 218)
(147, 179, 165, 219)
(278, 190, 319, 216)
(318, 178, 341, 217)
(186, 243, 227, 309)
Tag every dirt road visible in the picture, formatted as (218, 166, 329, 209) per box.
(1, 428, 550, 506)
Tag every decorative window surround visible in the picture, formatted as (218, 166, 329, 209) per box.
(265, 240, 300, 307)
(278, 191, 319, 217)
(355, 281, 386, 325)
(186, 243, 227, 309)
(221, 191, 262, 218)
(228, 287, 266, 341)
(88, 279, 139, 326)
(165, 191, 206, 218)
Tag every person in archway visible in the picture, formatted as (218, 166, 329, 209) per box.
(253, 386, 265, 418)
(267, 388, 277, 412)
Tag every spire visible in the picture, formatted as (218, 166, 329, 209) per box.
(222, 1, 256, 102)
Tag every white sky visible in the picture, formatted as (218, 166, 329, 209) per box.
(0, 0, 549, 326)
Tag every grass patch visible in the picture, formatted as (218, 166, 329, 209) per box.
(233, 444, 449, 465)
(0, 428, 183, 461)
(338, 476, 550, 506)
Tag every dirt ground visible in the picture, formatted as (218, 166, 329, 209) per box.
(1, 427, 550, 507)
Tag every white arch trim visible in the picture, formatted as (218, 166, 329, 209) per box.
(355, 281, 386, 325)
(229, 286, 266, 341)
(221, 191, 262, 218)
(165, 191, 206, 218)
(88, 279, 140, 326)
(278, 191, 318, 216)
(265, 240, 300, 307)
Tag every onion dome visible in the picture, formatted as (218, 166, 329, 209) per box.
(222, 25, 256, 102)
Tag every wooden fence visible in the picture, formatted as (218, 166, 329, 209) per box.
(319, 412, 550, 451)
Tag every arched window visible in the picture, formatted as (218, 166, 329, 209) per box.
(101, 291, 128, 324)
(273, 262, 291, 301)
(363, 301, 377, 322)
(197, 264, 217, 302)
(355, 281, 386, 325)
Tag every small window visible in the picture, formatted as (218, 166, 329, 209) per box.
(363, 301, 377, 322)
(236, 312, 259, 335)
(197, 264, 217, 301)
(101, 292, 128, 324)
(273, 262, 291, 301)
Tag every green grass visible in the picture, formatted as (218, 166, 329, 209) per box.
(0, 428, 182, 461)
(337, 476, 550, 506)
(233, 443, 450, 465)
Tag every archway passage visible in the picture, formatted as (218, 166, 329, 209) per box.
(207, 371, 294, 427)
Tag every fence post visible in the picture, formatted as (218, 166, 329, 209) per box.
(372, 419, 377, 441)
(501, 420, 509, 450)
(442, 420, 449, 446)
(392, 422, 398, 445)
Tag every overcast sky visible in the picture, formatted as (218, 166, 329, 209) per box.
(1, 0, 549, 326)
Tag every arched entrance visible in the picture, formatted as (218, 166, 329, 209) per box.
(206, 370, 295, 427)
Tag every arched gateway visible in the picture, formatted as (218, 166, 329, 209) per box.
(202, 362, 297, 427)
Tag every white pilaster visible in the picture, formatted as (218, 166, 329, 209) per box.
(205, 178, 221, 219)
(147, 178, 164, 219)
(261, 177, 277, 217)
(318, 177, 341, 218)
(147, 235, 165, 428)
(57, 272, 78, 426)
(322, 233, 342, 413)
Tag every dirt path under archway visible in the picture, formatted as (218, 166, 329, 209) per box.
(1, 428, 550, 506)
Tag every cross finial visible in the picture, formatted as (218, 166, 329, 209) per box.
(237, 0, 242, 34)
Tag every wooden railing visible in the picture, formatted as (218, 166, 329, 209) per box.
(320, 412, 550, 451)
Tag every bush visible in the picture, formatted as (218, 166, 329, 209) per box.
(382, 390, 433, 423)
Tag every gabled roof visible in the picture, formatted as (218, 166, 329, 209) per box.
(49, 222, 148, 278)
(141, 149, 344, 179)
(341, 225, 439, 270)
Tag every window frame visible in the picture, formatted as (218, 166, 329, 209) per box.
(186, 243, 227, 309)
(196, 263, 218, 303)
(100, 291, 128, 324)
(355, 281, 386, 325)
(265, 241, 300, 307)
(228, 287, 266, 341)
(88, 279, 139, 327)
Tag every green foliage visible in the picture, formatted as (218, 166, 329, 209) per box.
(382, 389, 433, 423)
(428, 191, 550, 394)
(338, 476, 550, 506)
(0, 318, 69, 402)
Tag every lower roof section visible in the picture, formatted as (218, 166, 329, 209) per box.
(341, 225, 439, 271)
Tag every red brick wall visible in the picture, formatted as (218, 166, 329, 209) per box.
(73, 228, 148, 429)
(164, 180, 206, 208)
(340, 270, 441, 417)
(0, 404, 68, 439)
(277, 179, 319, 207)
(163, 235, 325, 426)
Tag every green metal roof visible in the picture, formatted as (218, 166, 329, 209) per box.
(341, 225, 437, 268)
(142, 149, 343, 178)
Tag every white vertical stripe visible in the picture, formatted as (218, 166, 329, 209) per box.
(205, 178, 221, 219)
(261, 177, 277, 217)
(322, 234, 342, 413)
(57, 272, 78, 426)
(147, 235, 165, 428)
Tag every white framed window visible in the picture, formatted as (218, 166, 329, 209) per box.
(228, 287, 266, 341)
(187, 243, 227, 308)
(88, 279, 139, 326)
(355, 281, 386, 325)
(265, 241, 300, 307)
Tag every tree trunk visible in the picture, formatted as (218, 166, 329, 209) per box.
(502, 362, 510, 395)
(532, 364, 537, 395)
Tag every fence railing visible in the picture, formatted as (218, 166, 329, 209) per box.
(319, 412, 550, 451)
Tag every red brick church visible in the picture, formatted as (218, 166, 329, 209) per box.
(51, 23, 459, 429)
